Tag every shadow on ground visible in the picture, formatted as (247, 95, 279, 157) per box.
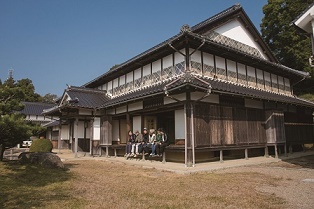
(0, 160, 76, 209)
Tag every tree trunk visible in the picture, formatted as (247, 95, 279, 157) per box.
(0, 143, 5, 161)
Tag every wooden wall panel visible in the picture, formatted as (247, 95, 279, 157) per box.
(210, 105, 222, 145)
(247, 109, 259, 144)
(194, 103, 211, 146)
(221, 106, 234, 145)
(265, 111, 285, 143)
(233, 108, 247, 144)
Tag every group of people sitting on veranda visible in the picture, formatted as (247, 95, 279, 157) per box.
(125, 128, 169, 158)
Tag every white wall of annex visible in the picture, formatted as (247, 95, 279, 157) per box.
(152, 60, 161, 73)
(143, 64, 151, 76)
(93, 117, 101, 140)
(163, 54, 173, 68)
(237, 63, 246, 75)
(203, 52, 214, 66)
(175, 109, 185, 139)
(134, 68, 141, 79)
(132, 116, 141, 133)
(174, 51, 185, 64)
(126, 72, 133, 83)
(214, 19, 268, 60)
(119, 75, 125, 85)
(190, 49, 201, 62)
(112, 120, 120, 142)
(61, 124, 69, 140)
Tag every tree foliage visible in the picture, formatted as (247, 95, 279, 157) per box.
(261, 0, 314, 94)
(40, 93, 58, 104)
(0, 77, 49, 160)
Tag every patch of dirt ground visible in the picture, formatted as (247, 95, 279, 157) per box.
(65, 155, 314, 209)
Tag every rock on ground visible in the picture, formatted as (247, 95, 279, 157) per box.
(18, 152, 64, 169)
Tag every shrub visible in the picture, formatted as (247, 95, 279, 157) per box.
(29, 138, 53, 153)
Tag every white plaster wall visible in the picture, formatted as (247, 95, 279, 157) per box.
(278, 76, 284, 85)
(119, 75, 125, 85)
(134, 68, 141, 79)
(203, 52, 214, 66)
(132, 116, 141, 133)
(112, 120, 120, 142)
(284, 78, 290, 87)
(126, 71, 133, 83)
(191, 49, 202, 62)
(61, 124, 69, 140)
(113, 78, 119, 88)
(163, 54, 173, 68)
(77, 121, 85, 138)
(227, 60, 236, 72)
(215, 56, 225, 69)
(106, 108, 115, 115)
(271, 74, 278, 84)
(107, 81, 112, 90)
(143, 64, 151, 76)
(175, 51, 185, 64)
(128, 101, 143, 112)
(247, 66, 255, 77)
(191, 92, 219, 104)
(175, 109, 185, 139)
(214, 19, 268, 60)
(93, 118, 100, 140)
(116, 106, 127, 114)
(256, 69, 263, 79)
(245, 99, 263, 109)
(152, 60, 161, 73)
(264, 72, 271, 82)
(237, 63, 246, 75)
(164, 93, 186, 104)
(79, 109, 92, 115)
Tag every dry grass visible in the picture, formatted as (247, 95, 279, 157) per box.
(0, 161, 84, 209)
(69, 161, 285, 209)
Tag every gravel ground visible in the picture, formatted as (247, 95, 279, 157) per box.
(215, 156, 314, 209)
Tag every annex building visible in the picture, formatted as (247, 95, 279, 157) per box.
(44, 5, 314, 167)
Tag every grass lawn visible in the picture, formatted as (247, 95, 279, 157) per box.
(0, 159, 286, 209)
(0, 161, 84, 209)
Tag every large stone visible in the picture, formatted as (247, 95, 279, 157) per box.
(18, 152, 64, 169)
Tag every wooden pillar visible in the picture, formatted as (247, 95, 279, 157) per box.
(185, 92, 193, 167)
(274, 144, 278, 158)
(284, 143, 288, 157)
(264, 146, 269, 158)
(220, 150, 223, 163)
(105, 146, 109, 158)
(58, 120, 62, 154)
(245, 148, 248, 160)
(74, 118, 79, 158)
(289, 144, 293, 154)
(162, 152, 166, 164)
(89, 119, 94, 156)
(114, 148, 117, 157)
(126, 113, 131, 136)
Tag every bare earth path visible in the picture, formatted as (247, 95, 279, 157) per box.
(66, 155, 314, 209)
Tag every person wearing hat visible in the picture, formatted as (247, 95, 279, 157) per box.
(155, 128, 169, 157)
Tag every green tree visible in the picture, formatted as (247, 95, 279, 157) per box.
(40, 93, 58, 104)
(0, 77, 47, 160)
(261, 0, 314, 95)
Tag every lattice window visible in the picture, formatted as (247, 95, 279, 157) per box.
(191, 61, 202, 75)
(247, 76, 256, 87)
(203, 64, 215, 78)
(256, 78, 264, 89)
(278, 84, 285, 93)
(227, 71, 237, 83)
(134, 78, 142, 89)
(162, 66, 174, 80)
(265, 81, 272, 91)
(237, 73, 247, 85)
(125, 81, 134, 92)
(175, 61, 185, 76)
(151, 71, 161, 83)
(216, 67, 226, 80)
(206, 31, 263, 59)
(142, 74, 152, 87)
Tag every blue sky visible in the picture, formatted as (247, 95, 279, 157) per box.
(0, 0, 267, 96)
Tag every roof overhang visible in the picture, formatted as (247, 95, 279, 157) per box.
(294, 4, 314, 33)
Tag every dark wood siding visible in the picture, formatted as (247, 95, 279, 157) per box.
(194, 103, 211, 146)
(265, 111, 286, 143)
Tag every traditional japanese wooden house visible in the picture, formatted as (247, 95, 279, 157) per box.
(44, 4, 314, 166)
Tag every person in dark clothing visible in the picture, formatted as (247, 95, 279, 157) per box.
(138, 128, 149, 155)
(125, 130, 136, 157)
(155, 128, 169, 157)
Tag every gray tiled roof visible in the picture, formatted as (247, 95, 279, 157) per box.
(20, 102, 55, 115)
(64, 86, 110, 109)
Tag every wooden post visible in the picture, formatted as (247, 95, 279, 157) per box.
(114, 148, 117, 158)
(58, 120, 62, 154)
(74, 118, 79, 158)
(184, 103, 188, 167)
(220, 150, 223, 163)
(142, 150, 145, 161)
(191, 103, 195, 167)
(264, 146, 269, 158)
(274, 144, 278, 158)
(284, 143, 288, 157)
(162, 152, 166, 164)
(105, 146, 109, 158)
(245, 148, 248, 160)
(90, 119, 94, 156)
(289, 144, 293, 154)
